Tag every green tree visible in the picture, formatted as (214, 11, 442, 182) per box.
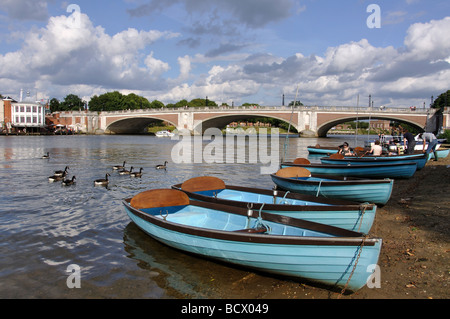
(431, 90, 449, 110)
(61, 94, 85, 111)
(190, 98, 217, 107)
(49, 98, 61, 112)
(288, 100, 304, 106)
(150, 100, 165, 108)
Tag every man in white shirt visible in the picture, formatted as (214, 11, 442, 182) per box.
(419, 132, 438, 160)
(368, 140, 383, 156)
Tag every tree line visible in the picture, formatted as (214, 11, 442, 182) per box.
(47, 91, 306, 113)
(48, 92, 224, 112)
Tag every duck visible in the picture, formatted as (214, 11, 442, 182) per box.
(119, 166, 133, 175)
(54, 166, 69, 177)
(155, 161, 168, 170)
(42, 152, 50, 159)
(113, 161, 126, 170)
(130, 167, 143, 177)
(94, 173, 110, 186)
(62, 176, 76, 186)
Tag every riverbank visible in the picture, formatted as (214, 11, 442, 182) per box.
(200, 152, 450, 299)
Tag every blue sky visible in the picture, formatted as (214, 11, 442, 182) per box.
(1, 0, 449, 107)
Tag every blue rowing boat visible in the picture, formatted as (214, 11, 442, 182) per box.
(320, 153, 428, 170)
(123, 189, 382, 292)
(307, 144, 340, 155)
(427, 148, 450, 160)
(281, 158, 417, 179)
(172, 176, 377, 233)
(270, 167, 393, 206)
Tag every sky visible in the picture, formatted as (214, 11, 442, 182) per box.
(0, 0, 449, 108)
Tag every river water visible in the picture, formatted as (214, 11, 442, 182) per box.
(0, 134, 369, 298)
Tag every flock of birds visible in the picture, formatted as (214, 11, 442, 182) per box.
(44, 152, 168, 187)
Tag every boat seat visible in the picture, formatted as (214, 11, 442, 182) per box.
(181, 176, 226, 192)
(293, 158, 311, 164)
(131, 189, 190, 209)
(275, 167, 311, 178)
(329, 153, 344, 159)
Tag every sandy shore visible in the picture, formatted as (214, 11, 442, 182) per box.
(203, 151, 449, 299)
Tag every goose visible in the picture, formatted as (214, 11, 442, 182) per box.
(54, 166, 69, 177)
(94, 173, 110, 186)
(42, 152, 50, 159)
(49, 173, 66, 182)
(62, 176, 76, 186)
(155, 161, 168, 170)
(119, 166, 133, 175)
(130, 167, 143, 177)
(113, 161, 126, 170)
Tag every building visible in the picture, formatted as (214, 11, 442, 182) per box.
(1, 94, 47, 134)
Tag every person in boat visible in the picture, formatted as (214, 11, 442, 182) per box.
(403, 129, 416, 155)
(367, 140, 383, 156)
(419, 132, 438, 160)
(338, 142, 355, 156)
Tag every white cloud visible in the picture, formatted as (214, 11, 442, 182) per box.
(0, 11, 180, 97)
(404, 17, 450, 61)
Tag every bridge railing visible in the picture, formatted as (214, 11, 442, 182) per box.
(55, 105, 441, 116)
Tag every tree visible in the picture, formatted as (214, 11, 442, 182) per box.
(49, 98, 61, 112)
(60, 94, 85, 111)
(288, 100, 304, 106)
(150, 100, 164, 109)
(431, 90, 449, 110)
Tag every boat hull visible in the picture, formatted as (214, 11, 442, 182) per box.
(173, 183, 377, 233)
(427, 148, 450, 160)
(270, 174, 393, 206)
(320, 154, 428, 170)
(281, 162, 417, 179)
(307, 146, 339, 155)
(123, 196, 382, 292)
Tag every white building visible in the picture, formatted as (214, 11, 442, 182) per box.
(11, 101, 46, 130)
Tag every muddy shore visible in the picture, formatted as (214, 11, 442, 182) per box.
(200, 151, 450, 300)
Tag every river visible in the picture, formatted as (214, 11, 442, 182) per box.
(0, 133, 372, 298)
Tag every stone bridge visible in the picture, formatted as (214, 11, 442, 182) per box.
(51, 105, 449, 137)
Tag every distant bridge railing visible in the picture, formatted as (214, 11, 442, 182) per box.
(70, 105, 434, 116)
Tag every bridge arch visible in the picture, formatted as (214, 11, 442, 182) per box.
(105, 116, 177, 134)
(192, 113, 299, 135)
(317, 114, 427, 137)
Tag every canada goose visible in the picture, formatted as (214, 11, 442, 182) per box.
(94, 173, 110, 186)
(113, 161, 126, 170)
(119, 166, 133, 175)
(54, 166, 69, 177)
(49, 174, 66, 182)
(62, 176, 76, 186)
(155, 161, 168, 170)
(42, 152, 50, 159)
(130, 167, 143, 177)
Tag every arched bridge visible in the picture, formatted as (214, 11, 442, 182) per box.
(52, 105, 449, 137)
